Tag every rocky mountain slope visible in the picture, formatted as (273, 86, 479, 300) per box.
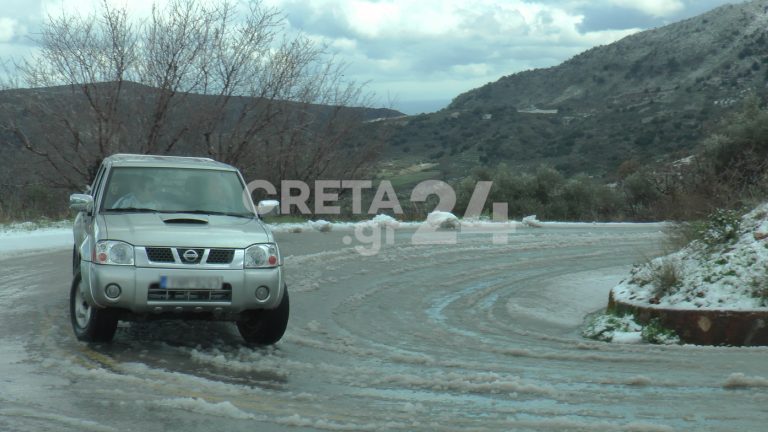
(383, 0, 768, 180)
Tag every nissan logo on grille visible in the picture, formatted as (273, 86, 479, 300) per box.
(182, 249, 199, 262)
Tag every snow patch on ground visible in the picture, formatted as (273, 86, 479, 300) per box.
(0, 219, 71, 233)
(0, 409, 117, 432)
(266, 214, 409, 233)
(373, 371, 556, 397)
(723, 373, 768, 388)
(582, 312, 680, 345)
(522, 215, 543, 227)
(611, 331, 644, 344)
(369, 213, 401, 228)
(582, 314, 642, 343)
(189, 347, 289, 378)
(309, 219, 333, 232)
(147, 397, 257, 420)
(275, 414, 386, 431)
(426, 211, 460, 229)
(0, 227, 72, 255)
(267, 214, 659, 235)
(613, 203, 768, 310)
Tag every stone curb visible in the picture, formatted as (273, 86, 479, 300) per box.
(608, 291, 768, 346)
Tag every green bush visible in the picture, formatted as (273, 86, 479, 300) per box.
(0, 185, 71, 223)
(700, 208, 741, 246)
(663, 220, 707, 250)
(582, 311, 638, 342)
(749, 276, 768, 307)
(641, 318, 680, 344)
(453, 164, 625, 221)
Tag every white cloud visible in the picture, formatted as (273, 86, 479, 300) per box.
(41, 0, 225, 21)
(450, 63, 493, 78)
(329, 37, 357, 52)
(609, 0, 685, 17)
(0, 18, 22, 42)
(0, 0, 735, 111)
(345, 1, 427, 38)
(269, 0, 641, 103)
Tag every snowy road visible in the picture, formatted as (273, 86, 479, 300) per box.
(2, 225, 768, 431)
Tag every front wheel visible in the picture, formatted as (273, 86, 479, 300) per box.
(70, 272, 118, 342)
(72, 245, 79, 275)
(236, 287, 289, 346)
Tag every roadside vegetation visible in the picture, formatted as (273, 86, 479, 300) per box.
(0, 185, 70, 224)
(450, 99, 768, 223)
(582, 311, 680, 345)
(2, 100, 766, 225)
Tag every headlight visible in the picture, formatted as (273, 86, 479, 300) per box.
(245, 243, 280, 268)
(94, 240, 135, 265)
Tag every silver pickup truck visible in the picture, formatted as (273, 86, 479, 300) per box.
(69, 154, 288, 345)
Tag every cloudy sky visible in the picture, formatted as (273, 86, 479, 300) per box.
(0, 0, 742, 114)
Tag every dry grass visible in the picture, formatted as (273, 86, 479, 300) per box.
(652, 259, 681, 297)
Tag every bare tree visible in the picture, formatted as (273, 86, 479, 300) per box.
(1, 0, 387, 192)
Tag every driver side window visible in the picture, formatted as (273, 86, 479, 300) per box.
(90, 164, 107, 205)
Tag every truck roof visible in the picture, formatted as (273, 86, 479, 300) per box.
(103, 153, 237, 171)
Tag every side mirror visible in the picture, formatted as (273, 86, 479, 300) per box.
(70, 194, 94, 213)
(256, 199, 280, 216)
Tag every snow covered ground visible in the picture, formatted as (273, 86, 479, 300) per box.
(613, 203, 768, 310)
(0, 220, 72, 255)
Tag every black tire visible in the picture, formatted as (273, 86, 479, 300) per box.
(70, 271, 118, 343)
(236, 287, 290, 346)
(72, 245, 80, 275)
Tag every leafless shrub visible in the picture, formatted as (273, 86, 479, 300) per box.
(1, 0, 385, 193)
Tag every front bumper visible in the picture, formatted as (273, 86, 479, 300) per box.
(80, 261, 284, 317)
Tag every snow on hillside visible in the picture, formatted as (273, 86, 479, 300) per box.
(613, 203, 768, 310)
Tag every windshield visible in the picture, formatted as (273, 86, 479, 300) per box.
(101, 166, 253, 216)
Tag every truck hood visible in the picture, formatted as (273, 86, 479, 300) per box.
(99, 213, 272, 248)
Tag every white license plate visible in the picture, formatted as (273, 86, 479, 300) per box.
(160, 276, 223, 289)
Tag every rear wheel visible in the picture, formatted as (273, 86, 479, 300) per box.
(237, 287, 289, 346)
(70, 271, 118, 342)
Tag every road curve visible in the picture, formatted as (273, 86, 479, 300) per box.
(2, 225, 767, 432)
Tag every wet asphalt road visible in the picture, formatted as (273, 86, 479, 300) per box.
(2, 225, 768, 431)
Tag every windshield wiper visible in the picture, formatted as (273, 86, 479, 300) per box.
(171, 210, 255, 218)
(104, 207, 159, 213)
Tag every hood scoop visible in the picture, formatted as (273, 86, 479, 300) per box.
(160, 215, 209, 225)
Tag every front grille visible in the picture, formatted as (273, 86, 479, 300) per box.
(147, 283, 232, 302)
(207, 249, 234, 264)
(143, 247, 238, 266)
(177, 248, 204, 264)
(146, 247, 175, 263)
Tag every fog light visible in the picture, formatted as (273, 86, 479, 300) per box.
(105, 283, 121, 299)
(255, 286, 270, 301)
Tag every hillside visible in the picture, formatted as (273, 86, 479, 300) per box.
(381, 0, 768, 182)
(0, 81, 403, 192)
